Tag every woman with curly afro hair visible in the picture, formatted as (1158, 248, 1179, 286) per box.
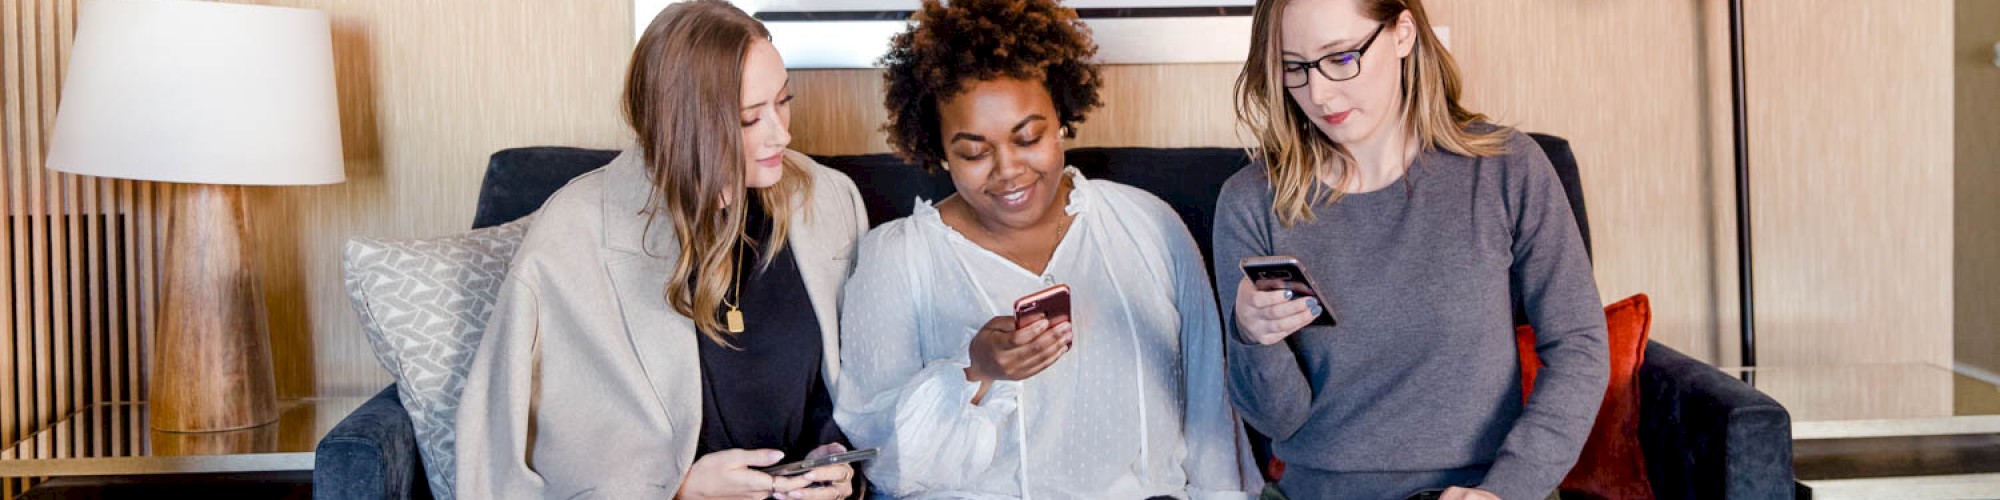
(832, 1, 1258, 498)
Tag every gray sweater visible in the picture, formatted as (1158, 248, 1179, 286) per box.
(1213, 130, 1609, 500)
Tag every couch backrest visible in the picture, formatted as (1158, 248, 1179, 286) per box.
(473, 136, 1591, 265)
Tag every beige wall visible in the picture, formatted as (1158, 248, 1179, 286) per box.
(1735, 0, 1955, 367)
(227, 0, 635, 397)
(221, 0, 1955, 397)
(792, 0, 1958, 369)
(1959, 0, 2000, 377)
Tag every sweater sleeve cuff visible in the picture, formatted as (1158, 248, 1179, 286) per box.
(1226, 330, 1295, 361)
(1476, 461, 1557, 500)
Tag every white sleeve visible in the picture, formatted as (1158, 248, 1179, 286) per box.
(1164, 205, 1258, 500)
(834, 225, 1021, 496)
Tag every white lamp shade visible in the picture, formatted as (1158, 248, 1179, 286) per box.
(46, 0, 344, 185)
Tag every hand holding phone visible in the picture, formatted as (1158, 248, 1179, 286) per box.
(754, 446, 877, 477)
(677, 449, 815, 500)
(1013, 284, 1072, 331)
(965, 285, 1075, 386)
(1235, 256, 1334, 345)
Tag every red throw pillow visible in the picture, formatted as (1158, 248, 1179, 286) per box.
(1517, 293, 1654, 499)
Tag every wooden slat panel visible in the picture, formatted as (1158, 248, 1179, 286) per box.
(2, 0, 164, 494)
(5, 0, 28, 493)
(116, 181, 135, 457)
(83, 181, 99, 459)
(2, 1, 19, 495)
(109, 182, 127, 460)
(3, 0, 25, 494)
(24, 0, 50, 466)
(52, 0, 80, 463)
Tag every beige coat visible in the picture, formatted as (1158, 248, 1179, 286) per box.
(454, 149, 869, 499)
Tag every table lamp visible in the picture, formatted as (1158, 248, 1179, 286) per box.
(44, 0, 344, 433)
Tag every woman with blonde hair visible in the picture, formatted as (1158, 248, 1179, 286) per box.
(1215, 0, 1608, 498)
(456, 1, 867, 498)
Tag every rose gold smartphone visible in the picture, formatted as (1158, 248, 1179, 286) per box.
(1013, 284, 1072, 332)
(1239, 255, 1336, 326)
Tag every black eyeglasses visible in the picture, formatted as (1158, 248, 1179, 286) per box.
(1281, 23, 1388, 89)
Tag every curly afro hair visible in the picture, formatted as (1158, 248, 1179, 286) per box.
(879, 0, 1104, 168)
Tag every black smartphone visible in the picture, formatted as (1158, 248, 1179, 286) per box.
(1238, 255, 1335, 327)
(1405, 488, 1447, 500)
(755, 447, 879, 477)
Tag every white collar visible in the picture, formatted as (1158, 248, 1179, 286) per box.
(912, 166, 1090, 217)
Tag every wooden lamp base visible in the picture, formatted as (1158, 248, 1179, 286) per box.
(150, 183, 279, 433)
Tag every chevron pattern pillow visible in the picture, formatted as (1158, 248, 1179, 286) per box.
(343, 216, 532, 500)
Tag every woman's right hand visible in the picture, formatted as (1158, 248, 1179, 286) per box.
(965, 316, 1072, 385)
(1233, 277, 1319, 345)
(676, 449, 813, 500)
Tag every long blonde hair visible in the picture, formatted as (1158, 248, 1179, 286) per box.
(624, 0, 813, 345)
(1234, 0, 1508, 226)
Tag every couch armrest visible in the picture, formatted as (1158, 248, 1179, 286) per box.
(1637, 340, 1794, 500)
(315, 385, 429, 500)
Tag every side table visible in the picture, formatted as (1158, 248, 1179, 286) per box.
(0, 398, 368, 498)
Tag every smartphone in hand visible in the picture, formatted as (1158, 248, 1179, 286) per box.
(1013, 284, 1072, 332)
(1239, 255, 1335, 327)
(755, 447, 879, 477)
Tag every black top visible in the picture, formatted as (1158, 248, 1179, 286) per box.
(694, 199, 846, 463)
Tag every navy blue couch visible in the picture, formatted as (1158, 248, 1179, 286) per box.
(315, 137, 1795, 499)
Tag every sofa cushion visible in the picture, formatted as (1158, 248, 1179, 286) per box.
(342, 217, 532, 500)
(1518, 293, 1654, 498)
(474, 147, 616, 229)
(477, 147, 1259, 264)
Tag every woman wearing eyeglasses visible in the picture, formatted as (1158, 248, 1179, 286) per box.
(1214, 0, 1609, 499)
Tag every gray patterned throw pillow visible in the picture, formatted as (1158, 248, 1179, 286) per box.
(343, 216, 532, 500)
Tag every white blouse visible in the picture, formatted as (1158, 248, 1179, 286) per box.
(835, 169, 1257, 500)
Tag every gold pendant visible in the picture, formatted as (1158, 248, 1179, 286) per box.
(725, 308, 745, 333)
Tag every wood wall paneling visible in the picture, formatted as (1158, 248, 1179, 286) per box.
(226, 0, 636, 399)
(3, 0, 170, 496)
(1426, 0, 1723, 365)
(1957, 0, 2000, 377)
(787, 63, 1252, 156)
(236, 0, 1958, 410)
(782, 0, 1740, 368)
(1742, 0, 1954, 368)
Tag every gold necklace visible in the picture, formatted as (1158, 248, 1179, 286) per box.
(720, 240, 745, 334)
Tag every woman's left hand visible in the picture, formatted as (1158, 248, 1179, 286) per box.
(1439, 487, 1501, 500)
(786, 443, 856, 500)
